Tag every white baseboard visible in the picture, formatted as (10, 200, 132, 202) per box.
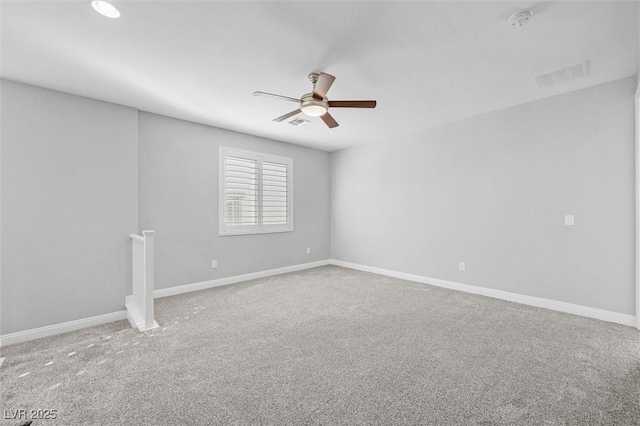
(330, 259, 637, 327)
(154, 259, 331, 299)
(8, 258, 626, 347)
(0, 260, 330, 347)
(0, 311, 128, 347)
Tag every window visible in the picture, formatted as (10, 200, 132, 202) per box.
(219, 146, 293, 235)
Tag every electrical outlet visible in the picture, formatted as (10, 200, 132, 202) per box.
(459, 262, 466, 271)
(565, 215, 574, 226)
(306, 248, 311, 254)
(211, 260, 218, 269)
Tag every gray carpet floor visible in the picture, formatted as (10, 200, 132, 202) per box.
(1, 265, 639, 425)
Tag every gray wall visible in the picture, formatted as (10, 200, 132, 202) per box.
(138, 112, 331, 290)
(331, 76, 636, 315)
(0, 80, 330, 335)
(1, 80, 139, 334)
(1, 75, 634, 335)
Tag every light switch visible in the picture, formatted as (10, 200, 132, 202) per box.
(565, 215, 574, 226)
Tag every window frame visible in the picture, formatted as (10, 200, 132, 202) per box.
(219, 146, 294, 236)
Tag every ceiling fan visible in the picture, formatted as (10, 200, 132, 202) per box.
(253, 72, 377, 129)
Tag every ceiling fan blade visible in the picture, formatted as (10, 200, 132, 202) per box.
(329, 100, 377, 108)
(320, 112, 339, 128)
(253, 91, 300, 103)
(273, 109, 302, 122)
(313, 72, 336, 100)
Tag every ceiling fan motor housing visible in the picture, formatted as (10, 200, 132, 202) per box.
(300, 93, 329, 117)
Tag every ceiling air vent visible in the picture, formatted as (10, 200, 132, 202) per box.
(535, 61, 590, 88)
(288, 118, 310, 127)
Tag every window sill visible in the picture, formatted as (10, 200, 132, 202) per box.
(219, 226, 294, 236)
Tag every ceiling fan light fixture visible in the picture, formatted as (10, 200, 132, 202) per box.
(300, 95, 328, 117)
(91, 1, 120, 18)
(301, 104, 328, 117)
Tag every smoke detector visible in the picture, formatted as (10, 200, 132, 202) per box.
(509, 11, 533, 27)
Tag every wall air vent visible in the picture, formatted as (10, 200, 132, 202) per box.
(288, 118, 310, 127)
(535, 61, 590, 88)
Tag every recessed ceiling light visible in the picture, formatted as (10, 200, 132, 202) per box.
(91, 1, 120, 19)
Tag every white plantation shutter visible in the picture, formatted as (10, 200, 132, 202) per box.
(224, 156, 258, 227)
(262, 161, 289, 225)
(220, 147, 293, 235)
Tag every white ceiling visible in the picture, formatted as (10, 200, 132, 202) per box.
(1, 1, 638, 152)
